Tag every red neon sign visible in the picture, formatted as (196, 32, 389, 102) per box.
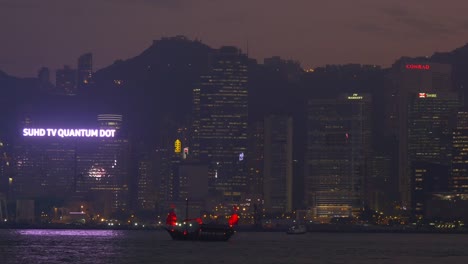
(406, 64, 430, 70)
(418, 93, 426, 98)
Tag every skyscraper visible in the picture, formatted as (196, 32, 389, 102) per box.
(192, 46, 248, 202)
(451, 111, 468, 192)
(0, 140, 11, 197)
(37, 67, 53, 93)
(384, 61, 453, 208)
(408, 92, 460, 216)
(408, 92, 459, 165)
(77, 53, 93, 92)
(56, 65, 76, 95)
(305, 93, 372, 220)
(263, 115, 293, 213)
(247, 121, 264, 196)
(13, 115, 130, 217)
(137, 157, 156, 211)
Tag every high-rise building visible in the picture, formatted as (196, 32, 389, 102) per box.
(176, 162, 209, 202)
(247, 121, 264, 196)
(263, 56, 303, 82)
(408, 92, 459, 165)
(37, 67, 53, 93)
(367, 155, 393, 214)
(154, 124, 193, 213)
(0, 140, 11, 197)
(56, 65, 77, 95)
(407, 91, 460, 214)
(263, 115, 293, 213)
(305, 93, 372, 220)
(451, 111, 468, 193)
(384, 61, 453, 208)
(98, 114, 123, 131)
(411, 162, 448, 218)
(38, 67, 50, 83)
(192, 46, 249, 202)
(13, 115, 130, 217)
(153, 147, 173, 214)
(137, 158, 156, 211)
(77, 53, 93, 91)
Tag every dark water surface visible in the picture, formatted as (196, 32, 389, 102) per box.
(1, 229, 468, 263)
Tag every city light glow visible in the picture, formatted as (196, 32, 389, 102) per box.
(405, 64, 430, 70)
(22, 128, 116, 138)
(418, 93, 437, 98)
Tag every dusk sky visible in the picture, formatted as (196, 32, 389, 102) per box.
(1, 0, 468, 77)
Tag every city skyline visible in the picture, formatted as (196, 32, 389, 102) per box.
(5, 2, 468, 263)
(2, 0, 468, 77)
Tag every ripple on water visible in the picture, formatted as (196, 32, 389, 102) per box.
(2, 230, 468, 264)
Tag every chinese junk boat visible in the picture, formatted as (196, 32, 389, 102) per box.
(165, 202, 238, 241)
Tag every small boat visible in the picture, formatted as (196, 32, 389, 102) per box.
(287, 224, 307, 235)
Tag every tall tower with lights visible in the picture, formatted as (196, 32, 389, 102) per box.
(192, 46, 249, 202)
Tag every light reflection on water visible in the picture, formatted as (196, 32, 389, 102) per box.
(2, 230, 468, 264)
(16, 229, 122, 237)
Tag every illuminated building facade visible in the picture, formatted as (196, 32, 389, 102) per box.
(451, 111, 468, 192)
(305, 93, 372, 219)
(408, 92, 460, 216)
(263, 115, 293, 213)
(384, 61, 452, 209)
(13, 115, 129, 217)
(154, 126, 192, 213)
(192, 46, 249, 202)
(98, 114, 123, 132)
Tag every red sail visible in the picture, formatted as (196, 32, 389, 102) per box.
(228, 213, 239, 227)
(166, 211, 177, 226)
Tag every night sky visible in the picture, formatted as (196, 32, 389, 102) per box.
(1, 0, 468, 77)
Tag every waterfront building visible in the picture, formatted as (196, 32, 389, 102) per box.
(408, 92, 460, 216)
(263, 115, 293, 213)
(247, 121, 264, 197)
(451, 111, 468, 193)
(305, 93, 372, 220)
(426, 193, 468, 222)
(367, 155, 394, 214)
(13, 115, 130, 217)
(192, 46, 249, 202)
(137, 157, 156, 211)
(383, 61, 453, 209)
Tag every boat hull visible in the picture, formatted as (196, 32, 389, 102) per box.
(286, 225, 307, 235)
(166, 224, 235, 241)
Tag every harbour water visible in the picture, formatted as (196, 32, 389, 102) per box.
(1, 229, 468, 263)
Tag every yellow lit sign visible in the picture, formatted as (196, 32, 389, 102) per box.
(174, 139, 182, 153)
(347, 93, 363, 100)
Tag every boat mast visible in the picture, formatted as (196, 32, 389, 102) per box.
(185, 198, 188, 232)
